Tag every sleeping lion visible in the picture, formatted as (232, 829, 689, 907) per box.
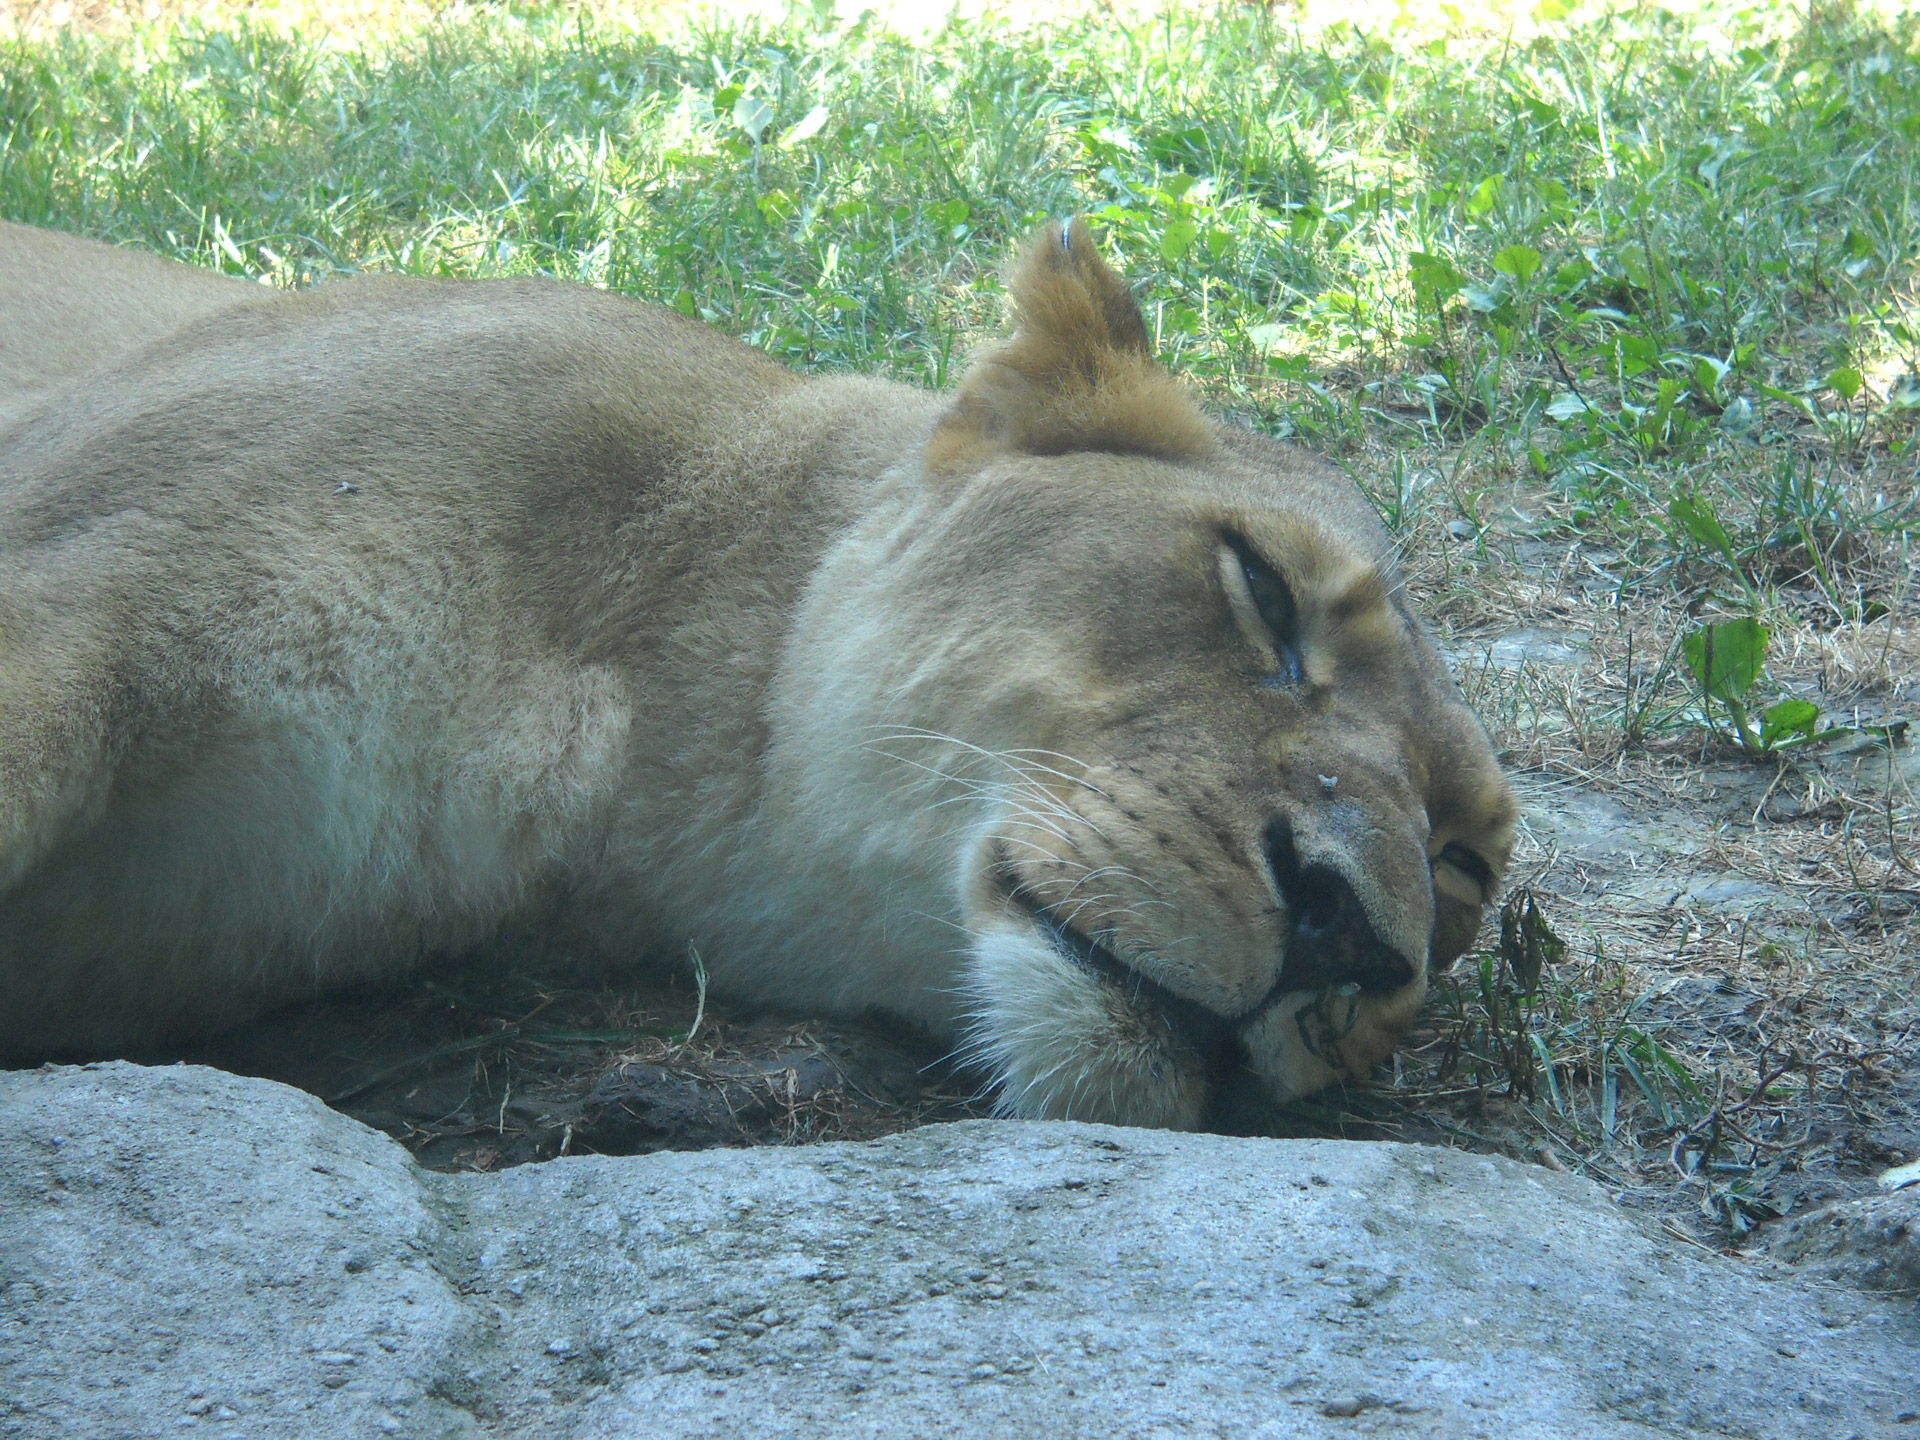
(0, 217, 1515, 1130)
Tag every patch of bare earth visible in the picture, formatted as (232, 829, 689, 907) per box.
(156, 962, 990, 1172)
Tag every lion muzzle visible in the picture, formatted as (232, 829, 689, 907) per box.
(1262, 815, 1420, 999)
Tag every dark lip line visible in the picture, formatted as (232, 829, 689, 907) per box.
(994, 869, 1248, 1080)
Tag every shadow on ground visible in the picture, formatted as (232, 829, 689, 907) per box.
(147, 961, 993, 1172)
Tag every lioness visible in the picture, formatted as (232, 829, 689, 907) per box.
(0, 217, 1515, 1129)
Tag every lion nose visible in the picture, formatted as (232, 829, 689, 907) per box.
(1263, 817, 1416, 995)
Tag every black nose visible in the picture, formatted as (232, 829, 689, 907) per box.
(1263, 817, 1416, 995)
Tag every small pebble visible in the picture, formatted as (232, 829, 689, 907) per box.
(1322, 1393, 1388, 1418)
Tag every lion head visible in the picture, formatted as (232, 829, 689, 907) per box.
(768, 219, 1516, 1130)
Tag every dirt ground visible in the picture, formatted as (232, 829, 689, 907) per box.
(156, 963, 993, 1172)
(1376, 483, 1919, 1243)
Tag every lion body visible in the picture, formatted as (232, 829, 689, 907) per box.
(0, 219, 1514, 1127)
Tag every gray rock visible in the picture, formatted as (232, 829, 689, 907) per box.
(1762, 1186, 1920, 1295)
(1, 1063, 1914, 1439)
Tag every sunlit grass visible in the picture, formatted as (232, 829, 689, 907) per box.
(5, 1, 1916, 455)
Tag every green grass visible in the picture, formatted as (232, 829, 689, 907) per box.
(4, 1, 1917, 519)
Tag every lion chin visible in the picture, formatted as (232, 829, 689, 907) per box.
(0, 216, 1516, 1131)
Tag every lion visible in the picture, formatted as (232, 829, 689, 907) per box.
(0, 216, 1516, 1130)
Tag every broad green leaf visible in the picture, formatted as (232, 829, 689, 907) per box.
(1760, 699, 1820, 747)
(1692, 354, 1730, 399)
(1616, 333, 1660, 376)
(1465, 175, 1503, 218)
(1825, 366, 1863, 400)
(1159, 218, 1199, 263)
(778, 105, 829, 146)
(1549, 258, 1592, 294)
(1669, 491, 1734, 559)
(1462, 282, 1504, 313)
(1491, 244, 1542, 282)
(732, 92, 775, 142)
(1682, 618, 1768, 703)
(1546, 391, 1587, 421)
(1408, 251, 1465, 303)
(1245, 322, 1290, 352)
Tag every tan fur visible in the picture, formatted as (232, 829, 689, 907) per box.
(0, 217, 1516, 1128)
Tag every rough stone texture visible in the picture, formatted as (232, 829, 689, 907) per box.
(1762, 1186, 1920, 1295)
(2, 1065, 1915, 1439)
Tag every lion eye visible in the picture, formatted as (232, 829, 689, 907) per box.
(1221, 532, 1305, 686)
(1435, 842, 1495, 899)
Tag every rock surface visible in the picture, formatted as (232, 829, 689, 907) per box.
(1762, 1184, 1920, 1295)
(1, 1064, 1914, 1439)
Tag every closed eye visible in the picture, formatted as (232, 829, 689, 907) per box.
(1219, 531, 1305, 686)
(1433, 842, 1495, 902)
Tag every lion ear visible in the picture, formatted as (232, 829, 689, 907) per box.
(924, 217, 1215, 476)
